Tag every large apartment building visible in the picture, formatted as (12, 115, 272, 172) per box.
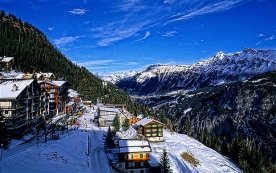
(0, 79, 49, 137)
(38, 80, 70, 117)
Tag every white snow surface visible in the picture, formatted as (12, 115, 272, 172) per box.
(1, 107, 241, 173)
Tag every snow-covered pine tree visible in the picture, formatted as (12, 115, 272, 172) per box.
(102, 126, 116, 149)
(159, 147, 172, 173)
(112, 114, 120, 132)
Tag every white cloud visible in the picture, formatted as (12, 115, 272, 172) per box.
(135, 31, 151, 42)
(164, 0, 176, 4)
(166, 0, 242, 24)
(91, 0, 243, 46)
(258, 33, 265, 37)
(162, 31, 177, 37)
(76, 60, 115, 67)
(53, 36, 81, 48)
(48, 27, 54, 31)
(69, 8, 88, 15)
(127, 61, 138, 65)
(265, 35, 275, 41)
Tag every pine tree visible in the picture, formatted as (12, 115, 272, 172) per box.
(159, 147, 172, 173)
(102, 126, 116, 149)
(122, 117, 130, 131)
(112, 114, 120, 132)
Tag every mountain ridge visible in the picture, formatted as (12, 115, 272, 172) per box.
(116, 48, 276, 96)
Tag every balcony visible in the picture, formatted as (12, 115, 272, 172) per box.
(0, 106, 25, 111)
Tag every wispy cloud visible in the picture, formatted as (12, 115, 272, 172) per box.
(265, 35, 275, 41)
(162, 31, 177, 37)
(76, 60, 115, 67)
(127, 61, 139, 65)
(163, 0, 176, 4)
(258, 33, 265, 37)
(48, 27, 54, 31)
(91, 0, 243, 46)
(135, 31, 151, 42)
(69, 8, 88, 15)
(53, 36, 81, 48)
(166, 0, 242, 24)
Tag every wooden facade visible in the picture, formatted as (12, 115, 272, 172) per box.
(136, 118, 165, 142)
(112, 139, 151, 173)
(38, 80, 70, 116)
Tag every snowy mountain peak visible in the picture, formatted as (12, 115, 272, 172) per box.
(97, 70, 139, 84)
(116, 48, 276, 96)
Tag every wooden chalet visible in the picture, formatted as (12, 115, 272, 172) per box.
(0, 56, 14, 68)
(135, 118, 165, 142)
(112, 139, 151, 173)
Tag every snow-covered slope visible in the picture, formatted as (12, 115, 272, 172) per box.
(116, 48, 276, 96)
(96, 70, 138, 84)
(1, 108, 241, 173)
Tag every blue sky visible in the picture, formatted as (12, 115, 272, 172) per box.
(1, 0, 276, 75)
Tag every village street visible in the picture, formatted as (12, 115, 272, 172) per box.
(0, 107, 114, 173)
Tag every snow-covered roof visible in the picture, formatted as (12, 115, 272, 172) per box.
(51, 80, 67, 87)
(118, 139, 151, 153)
(119, 139, 150, 147)
(0, 79, 34, 99)
(99, 107, 120, 113)
(41, 72, 54, 78)
(66, 102, 75, 106)
(135, 117, 164, 126)
(0, 56, 13, 62)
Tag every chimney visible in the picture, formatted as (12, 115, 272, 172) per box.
(12, 84, 17, 91)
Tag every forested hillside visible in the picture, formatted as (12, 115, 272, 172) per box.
(0, 10, 146, 114)
(156, 71, 276, 172)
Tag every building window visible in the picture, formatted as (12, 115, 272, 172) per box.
(146, 133, 151, 136)
(152, 124, 157, 127)
(146, 129, 151, 132)
(158, 133, 162, 136)
(152, 129, 157, 132)
(152, 133, 157, 136)
(140, 153, 143, 158)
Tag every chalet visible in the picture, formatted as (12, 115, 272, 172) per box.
(0, 79, 49, 137)
(112, 139, 151, 173)
(135, 118, 165, 142)
(38, 80, 70, 117)
(65, 102, 76, 115)
(0, 56, 14, 68)
(40, 72, 56, 81)
(83, 101, 92, 107)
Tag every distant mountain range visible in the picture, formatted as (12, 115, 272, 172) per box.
(96, 70, 138, 84)
(115, 48, 276, 96)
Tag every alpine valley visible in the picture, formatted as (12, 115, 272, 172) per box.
(113, 48, 276, 165)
